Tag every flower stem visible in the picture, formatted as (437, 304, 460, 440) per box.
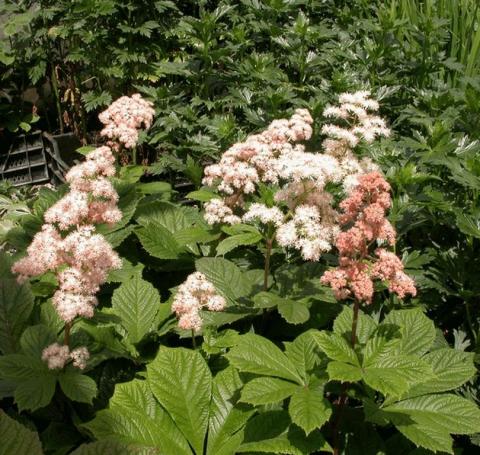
(263, 238, 273, 291)
(332, 299, 360, 455)
(132, 147, 137, 166)
(64, 322, 71, 347)
(191, 329, 197, 349)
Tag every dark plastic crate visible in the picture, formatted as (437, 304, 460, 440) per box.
(0, 131, 50, 186)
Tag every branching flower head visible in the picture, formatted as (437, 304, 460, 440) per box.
(172, 272, 226, 332)
(276, 204, 340, 261)
(99, 94, 155, 151)
(321, 171, 416, 303)
(42, 343, 90, 370)
(12, 146, 122, 324)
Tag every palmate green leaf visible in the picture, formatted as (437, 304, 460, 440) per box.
(207, 367, 254, 455)
(240, 377, 298, 405)
(0, 278, 34, 354)
(71, 440, 130, 455)
(396, 423, 453, 454)
(333, 306, 377, 345)
(384, 394, 480, 454)
(362, 355, 432, 397)
(136, 201, 198, 233)
(196, 257, 252, 302)
(19, 325, 56, 358)
(83, 379, 191, 455)
(362, 325, 402, 365)
(59, 371, 97, 404)
(216, 231, 262, 256)
(81, 90, 112, 112)
(288, 387, 332, 435)
(383, 309, 436, 356)
(111, 276, 161, 344)
(174, 226, 219, 246)
(313, 331, 359, 365)
(0, 410, 43, 455)
(284, 331, 325, 382)
(15, 375, 56, 412)
(137, 181, 172, 195)
(107, 258, 144, 283)
(277, 298, 310, 325)
(147, 347, 211, 454)
(327, 361, 362, 382)
(103, 225, 135, 248)
(407, 348, 476, 397)
(0, 354, 47, 380)
(226, 333, 304, 384)
(253, 291, 279, 309)
(136, 222, 185, 259)
(238, 411, 331, 454)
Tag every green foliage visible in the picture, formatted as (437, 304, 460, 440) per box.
(2, 0, 480, 453)
(0, 278, 34, 354)
(111, 276, 162, 344)
(0, 410, 43, 455)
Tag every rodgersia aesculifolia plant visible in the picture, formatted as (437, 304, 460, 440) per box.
(2, 91, 480, 455)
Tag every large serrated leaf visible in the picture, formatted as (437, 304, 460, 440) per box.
(83, 379, 191, 455)
(71, 440, 130, 455)
(407, 348, 476, 397)
(277, 298, 310, 325)
(147, 347, 211, 454)
(0, 410, 43, 455)
(0, 354, 48, 379)
(19, 325, 56, 358)
(136, 201, 198, 232)
(284, 331, 324, 382)
(0, 278, 34, 354)
(195, 257, 251, 302)
(15, 375, 56, 412)
(313, 331, 359, 365)
(383, 309, 435, 356)
(327, 361, 362, 382)
(207, 367, 254, 455)
(216, 231, 262, 256)
(333, 306, 377, 345)
(384, 394, 480, 453)
(59, 371, 97, 404)
(111, 276, 161, 344)
(238, 411, 331, 454)
(362, 355, 433, 397)
(288, 387, 332, 435)
(136, 222, 185, 259)
(226, 333, 304, 384)
(240, 377, 298, 405)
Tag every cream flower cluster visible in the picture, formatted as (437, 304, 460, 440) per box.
(203, 108, 314, 197)
(172, 272, 226, 332)
(277, 203, 340, 261)
(45, 146, 121, 230)
(203, 92, 390, 261)
(99, 94, 155, 150)
(322, 90, 390, 193)
(41, 343, 90, 370)
(12, 147, 122, 369)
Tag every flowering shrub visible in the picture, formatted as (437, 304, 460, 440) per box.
(0, 91, 479, 455)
